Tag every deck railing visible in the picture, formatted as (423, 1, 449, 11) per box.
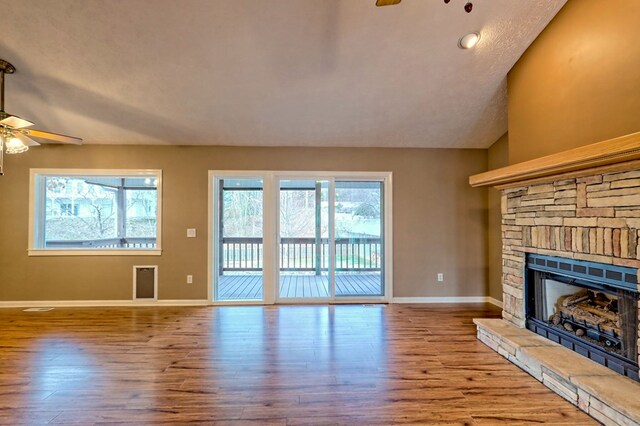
(222, 237, 382, 273)
(46, 237, 156, 249)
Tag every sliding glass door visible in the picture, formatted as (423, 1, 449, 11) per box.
(278, 179, 331, 300)
(211, 172, 390, 304)
(334, 181, 384, 297)
(214, 177, 264, 302)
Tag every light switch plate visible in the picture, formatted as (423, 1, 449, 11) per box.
(187, 228, 197, 238)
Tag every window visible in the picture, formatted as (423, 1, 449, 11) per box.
(29, 169, 162, 255)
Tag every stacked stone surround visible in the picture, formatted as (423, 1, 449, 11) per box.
(500, 169, 640, 333)
(487, 167, 640, 425)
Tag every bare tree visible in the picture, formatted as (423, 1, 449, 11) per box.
(223, 190, 263, 237)
(45, 177, 116, 240)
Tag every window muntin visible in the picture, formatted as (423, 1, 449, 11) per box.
(30, 170, 161, 255)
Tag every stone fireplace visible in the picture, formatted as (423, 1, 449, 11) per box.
(469, 133, 640, 425)
(499, 170, 640, 375)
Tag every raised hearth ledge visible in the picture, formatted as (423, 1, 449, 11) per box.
(470, 131, 640, 189)
(475, 318, 640, 426)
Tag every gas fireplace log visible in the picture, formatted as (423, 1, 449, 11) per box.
(561, 290, 590, 307)
(577, 303, 619, 323)
(592, 291, 612, 305)
(559, 306, 621, 335)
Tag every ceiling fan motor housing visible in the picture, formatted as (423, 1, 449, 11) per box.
(0, 59, 16, 74)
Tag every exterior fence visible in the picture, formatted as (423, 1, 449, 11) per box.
(222, 237, 382, 273)
(46, 237, 156, 248)
(46, 237, 382, 273)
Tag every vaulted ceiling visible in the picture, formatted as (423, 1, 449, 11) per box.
(0, 0, 565, 148)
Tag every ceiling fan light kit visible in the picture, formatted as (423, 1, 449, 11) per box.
(0, 59, 82, 175)
(4, 135, 29, 154)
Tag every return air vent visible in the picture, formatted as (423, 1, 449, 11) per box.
(526, 254, 638, 292)
(133, 265, 158, 301)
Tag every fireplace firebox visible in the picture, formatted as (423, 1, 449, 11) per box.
(525, 254, 639, 381)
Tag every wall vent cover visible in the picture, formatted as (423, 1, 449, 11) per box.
(134, 265, 158, 301)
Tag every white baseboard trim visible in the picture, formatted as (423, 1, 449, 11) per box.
(156, 299, 210, 306)
(393, 296, 502, 306)
(0, 299, 210, 308)
(1, 298, 504, 309)
(487, 297, 503, 308)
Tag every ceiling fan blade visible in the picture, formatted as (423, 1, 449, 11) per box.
(25, 129, 83, 145)
(0, 114, 35, 129)
(14, 132, 40, 147)
(376, 0, 401, 6)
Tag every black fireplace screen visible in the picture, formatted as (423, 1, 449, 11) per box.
(526, 254, 639, 380)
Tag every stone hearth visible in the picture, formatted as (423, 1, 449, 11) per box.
(475, 319, 640, 425)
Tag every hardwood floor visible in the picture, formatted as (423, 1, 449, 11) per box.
(0, 304, 596, 425)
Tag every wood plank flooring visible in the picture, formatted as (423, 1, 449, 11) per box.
(0, 304, 597, 425)
(219, 273, 382, 300)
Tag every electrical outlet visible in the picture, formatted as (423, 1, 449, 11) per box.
(186, 275, 193, 284)
(437, 273, 444, 282)
(187, 228, 197, 238)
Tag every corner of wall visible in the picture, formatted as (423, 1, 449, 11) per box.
(487, 133, 509, 301)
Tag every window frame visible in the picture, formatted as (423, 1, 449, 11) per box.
(28, 168, 163, 256)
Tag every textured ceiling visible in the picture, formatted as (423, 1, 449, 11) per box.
(0, 0, 566, 148)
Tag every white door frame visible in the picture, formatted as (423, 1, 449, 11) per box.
(208, 171, 273, 305)
(208, 170, 393, 305)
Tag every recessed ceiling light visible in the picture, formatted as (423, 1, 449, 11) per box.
(458, 32, 481, 49)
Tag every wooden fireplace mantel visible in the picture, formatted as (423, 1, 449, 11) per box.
(470, 131, 640, 189)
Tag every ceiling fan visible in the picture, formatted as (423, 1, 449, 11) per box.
(376, 0, 474, 13)
(0, 58, 82, 175)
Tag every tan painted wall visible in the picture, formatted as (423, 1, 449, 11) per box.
(508, 0, 640, 164)
(0, 145, 488, 301)
(487, 133, 509, 301)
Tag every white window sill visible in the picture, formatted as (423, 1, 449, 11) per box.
(28, 249, 162, 257)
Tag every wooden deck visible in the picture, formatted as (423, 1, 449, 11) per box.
(218, 273, 382, 300)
